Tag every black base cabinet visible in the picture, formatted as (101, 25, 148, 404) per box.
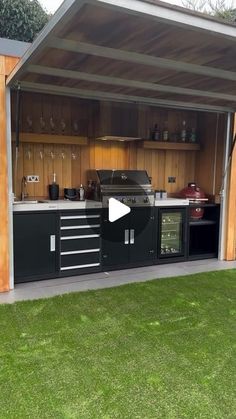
(13, 209, 102, 283)
(14, 212, 59, 283)
(13, 204, 220, 283)
(102, 207, 156, 269)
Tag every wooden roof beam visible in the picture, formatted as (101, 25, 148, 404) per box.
(48, 37, 236, 82)
(19, 81, 234, 113)
(27, 64, 236, 103)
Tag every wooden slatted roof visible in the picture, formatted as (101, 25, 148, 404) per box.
(6, 0, 236, 112)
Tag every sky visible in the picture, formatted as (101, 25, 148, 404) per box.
(39, 0, 236, 14)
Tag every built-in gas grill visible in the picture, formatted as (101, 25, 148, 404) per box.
(88, 170, 155, 207)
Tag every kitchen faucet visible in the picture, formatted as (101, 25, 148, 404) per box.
(21, 176, 28, 201)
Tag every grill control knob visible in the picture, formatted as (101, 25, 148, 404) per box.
(143, 197, 149, 203)
(121, 198, 126, 204)
(132, 198, 136, 204)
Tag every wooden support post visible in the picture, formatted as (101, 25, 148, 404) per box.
(225, 115, 236, 260)
(0, 55, 19, 292)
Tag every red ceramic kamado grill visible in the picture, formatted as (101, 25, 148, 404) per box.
(179, 182, 208, 220)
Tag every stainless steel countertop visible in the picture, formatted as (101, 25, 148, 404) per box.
(13, 198, 189, 211)
(155, 198, 189, 207)
(13, 199, 102, 211)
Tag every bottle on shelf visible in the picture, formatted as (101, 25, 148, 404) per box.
(180, 120, 187, 142)
(162, 121, 169, 142)
(152, 123, 160, 141)
(189, 127, 197, 143)
(171, 126, 180, 142)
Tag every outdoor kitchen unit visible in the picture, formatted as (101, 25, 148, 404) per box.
(1, 0, 236, 292)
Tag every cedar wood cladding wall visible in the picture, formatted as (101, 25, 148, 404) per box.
(12, 92, 225, 200)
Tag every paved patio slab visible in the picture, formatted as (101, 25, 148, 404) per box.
(0, 259, 236, 304)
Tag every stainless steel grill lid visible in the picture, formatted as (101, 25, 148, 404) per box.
(88, 170, 154, 207)
(96, 170, 151, 186)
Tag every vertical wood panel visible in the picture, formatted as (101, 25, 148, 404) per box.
(185, 152, 196, 186)
(156, 150, 165, 190)
(53, 144, 63, 196)
(80, 143, 91, 186)
(5, 56, 19, 75)
(127, 143, 137, 169)
(33, 143, 44, 197)
(195, 113, 217, 195)
(94, 142, 103, 168)
(23, 143, 35, 197)
(72, 145, 82, 187)
(43, 144, 54, 198)
(102, 142, 111, 168)
(62, 145, 72, 189)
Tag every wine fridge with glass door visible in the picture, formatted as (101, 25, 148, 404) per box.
(157, 208, 187, 260)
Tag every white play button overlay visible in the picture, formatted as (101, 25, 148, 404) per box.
(109, 198, 131, 222)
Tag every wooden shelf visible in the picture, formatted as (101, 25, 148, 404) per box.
(12, 132, 88, 146)
(141, 140, 201, 151)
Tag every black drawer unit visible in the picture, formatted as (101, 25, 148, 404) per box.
(59, 210, 102, 275)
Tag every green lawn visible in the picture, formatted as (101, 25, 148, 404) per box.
(1, 270, 236, 418)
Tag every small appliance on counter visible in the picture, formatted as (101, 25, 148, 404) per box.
(155, 190, 167, 199)
(64, 188, 78, 201)
(179, 182, 208, 220)
(48, 173, 59, 200)
(63, 184, 85, 201)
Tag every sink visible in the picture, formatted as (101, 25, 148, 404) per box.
(13, 200, 48, 204)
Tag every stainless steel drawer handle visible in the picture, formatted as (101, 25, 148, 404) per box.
(61, 234, 100, 240)
(50, 235, 56, 252)
(124, 229, 129, 244)
(61, 215, 100, 220)
(61, 263, 100, 271)
(130, 229, 135, 244)
(61, 225, 100, 230)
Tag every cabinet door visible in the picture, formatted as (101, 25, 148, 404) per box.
(129, 207, 155, 263)
(14, 212, 57, 280)
(158, 208, 186, 259)
(102, 209, 129, 267)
